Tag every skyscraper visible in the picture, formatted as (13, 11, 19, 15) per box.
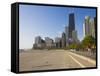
(83, 23, 85, 38)
(72, 30, 78, 43)
(61, 32, 66, 48)
(83, 16, 96, 38)
(68, 13, 75, 39)
(84, 16, 91, 36)
(65, 26, 69, 46)
(90, 18, 95, 38)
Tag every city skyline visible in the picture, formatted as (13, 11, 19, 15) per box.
(19, 5, 96, 49)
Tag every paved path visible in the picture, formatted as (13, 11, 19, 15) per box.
(19, 50, 96, 71)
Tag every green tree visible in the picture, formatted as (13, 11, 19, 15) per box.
(69, 43, 78, 49)
(82, 36, 95, 49)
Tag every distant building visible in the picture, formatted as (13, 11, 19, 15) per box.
(33, 36, 45, 49)
(83, 23, 85, 38)
(65, 26, 69, 46)
(55, 37, 62, 48)
(39, 39, 46, 49)
(35, 36, 42, 44)
(84, 16, 91, 36)
(72, 30, 78, 43)
(45, 37, 54, 48)
(68, 13, 75, 39)
(61, 32, 66, 48)
(83, 16, 96, 38)
(90, 18, 95, 38)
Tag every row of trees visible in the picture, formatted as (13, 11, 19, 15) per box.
(68, 36, 96, 51)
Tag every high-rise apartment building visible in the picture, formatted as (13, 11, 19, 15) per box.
(83, 16, 96, 38)
(90, 18, 95, 38)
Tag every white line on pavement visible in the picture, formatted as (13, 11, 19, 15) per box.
(68, 54, 85, 68)
(69, 52, 96, 65)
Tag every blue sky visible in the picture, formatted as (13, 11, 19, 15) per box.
(19, 4, 96, 49)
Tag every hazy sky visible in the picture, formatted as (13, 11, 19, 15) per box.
(19, 4, 96, 49)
